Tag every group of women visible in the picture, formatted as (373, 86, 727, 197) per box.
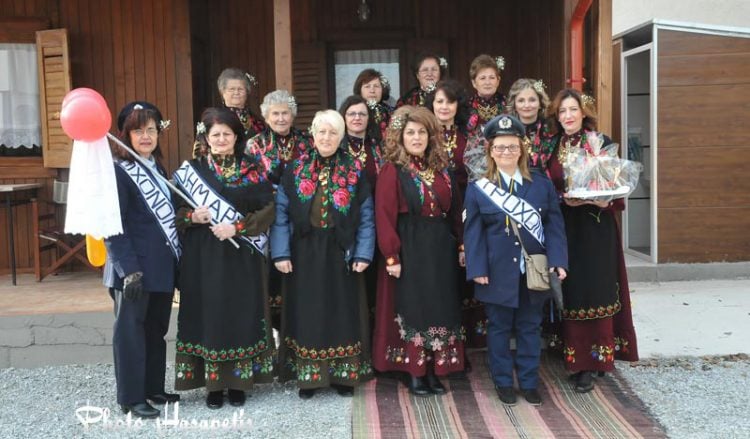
(103, 51, 638, 418)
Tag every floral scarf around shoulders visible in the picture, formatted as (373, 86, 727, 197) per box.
(292, 149, 363, 215)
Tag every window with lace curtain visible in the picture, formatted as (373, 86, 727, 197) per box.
(0, 43, 42, 156)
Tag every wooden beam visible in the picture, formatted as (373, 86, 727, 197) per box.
(274, 0, 292, 91)
(596, 0, 613, 135)
(0, 18, 49, 43)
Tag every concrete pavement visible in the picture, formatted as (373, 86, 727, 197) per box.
(629, 279, 750, 358)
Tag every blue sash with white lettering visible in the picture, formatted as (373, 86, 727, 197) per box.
(117, 160, 181, 259)
(172, 161, 268, 255)
(474, 177, 545, 246)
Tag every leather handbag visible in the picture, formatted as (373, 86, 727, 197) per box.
(509, 220, 550, 291)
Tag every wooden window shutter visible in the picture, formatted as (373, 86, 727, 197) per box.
(36, 29, 72, 168)
(292, 42, 327, 129)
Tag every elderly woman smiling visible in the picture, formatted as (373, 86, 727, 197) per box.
(217, 67, 266, 138)
(246, 89, 312, 185)
(271, 110, 375, 400)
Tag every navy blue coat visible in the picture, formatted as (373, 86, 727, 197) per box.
(463, 169, 567, 308)
(103, 162, 178, 293)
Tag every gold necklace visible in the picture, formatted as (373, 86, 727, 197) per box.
(557, 136, 580, 165)
(443, 127, 457, 154)
(212, 154, 236, 179)
(274, 133, 293, 161)
(348, 137, 367, 164)
(476, 103, 497, 122)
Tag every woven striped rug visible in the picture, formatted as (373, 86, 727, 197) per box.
(352, 351, 666, 438)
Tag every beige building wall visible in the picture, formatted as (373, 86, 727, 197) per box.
(613, 0, 750, 34)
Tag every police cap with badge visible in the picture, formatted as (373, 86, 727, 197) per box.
(483, 114, 526, 141)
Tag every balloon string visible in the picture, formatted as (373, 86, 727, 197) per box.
(105, 133, 240, 250)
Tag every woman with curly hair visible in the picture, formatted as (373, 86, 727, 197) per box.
(373, 106, 466, 396)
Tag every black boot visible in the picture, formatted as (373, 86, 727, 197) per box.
(425, 362, 447, 395)
(575, 371, 594, 393)
(407, 375, 430, 396)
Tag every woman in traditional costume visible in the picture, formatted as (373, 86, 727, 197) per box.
(216, 67, 266, 139)
(246, 89, 312, 185)
(373, 106, 465, 396)
(104, 101, 179, 419)
(340, 95, 384, 328)
(245, 89, 313, 322)
(427, 80, 483, 361)
(173, 107, 276, 409)
(466, 54, 507, 133)
(396, 52, 447, 108)
(546, 88, 639, 393)
(353, 68, 393, 139)
(506, 78, 558, 174)
(272, 110, 375, 399)
(464, 114, 567, 407)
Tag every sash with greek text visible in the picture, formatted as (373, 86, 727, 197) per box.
(474, 177, 545, 246)
(117, 160, 182, 259)
(172, 161, 268, 254)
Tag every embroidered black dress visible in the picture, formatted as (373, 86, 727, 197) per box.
(247, 127, 313, 323)
(547, 130, 639, 372)
(174, 156, 276, 392)
(373, 160, 465, 376)
(272, 149, 375, 390)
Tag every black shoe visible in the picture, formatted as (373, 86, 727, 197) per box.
(206, 390, 224, 409)
(332, 384, 354, 397)
(147, 392, 180, 405)
(568, 371, 584, 382)
(407, 375, 431, 396)
(425, 373, 447, 395)
(522, 388, 543, 406)
(495, 386, 517, 406)
(228, 389, 246, 406)
(298, 388, 316, 399)
(575, 372, 594, 393)
(120, 402, 160, 419)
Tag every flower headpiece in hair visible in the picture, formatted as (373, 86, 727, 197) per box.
(581, 93, 596, 109)
(196, 121, 206, 135)
(495, 56, 506, 71)
(438, 57, 448, 68)
(532, 80, 546, 94)
(245, 72, 258, 87)
(379, 75, 390, 87)
(389, 114, 406, 131)
(288, 96, 297, 108)
(159, 119, 171, 130)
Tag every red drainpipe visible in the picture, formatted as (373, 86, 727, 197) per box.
(569, 0, 593, 91)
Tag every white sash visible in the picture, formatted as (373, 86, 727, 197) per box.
(172, 161, 268, 254)
(117, 160, 181, 259)
(474, 177, 545, 246)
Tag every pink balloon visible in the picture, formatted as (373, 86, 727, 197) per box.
(62, 87, 107, 109)
(60, 93, 112, 141)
